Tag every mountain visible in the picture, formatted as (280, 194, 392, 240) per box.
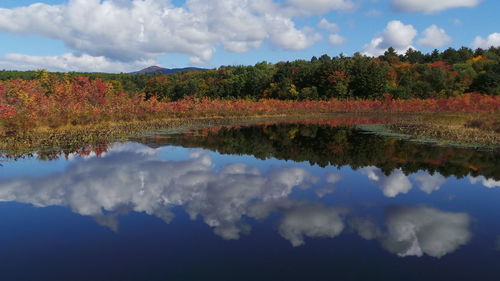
(131, 66, 206, 75)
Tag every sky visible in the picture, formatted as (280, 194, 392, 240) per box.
(0, 0, 499, 73)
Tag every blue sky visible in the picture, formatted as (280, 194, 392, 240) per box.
(0, 0, 499, 72)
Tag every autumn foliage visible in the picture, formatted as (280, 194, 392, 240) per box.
(1, 76, 499, 132)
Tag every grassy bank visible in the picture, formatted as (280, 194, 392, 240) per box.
(387, 114, 500, 146)
(0, 114, 337, 156)
(1, 112, 498, 158)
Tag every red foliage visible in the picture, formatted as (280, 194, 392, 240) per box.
(0, 76, 499, 131)
(430, 61, 451, 70)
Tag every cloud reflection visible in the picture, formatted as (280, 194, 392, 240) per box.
(0, 143, 318, 240)
(361, 167, 412, 197)
(382, 206, 471, 258)
(469, 176, 500, 189)
(414, 173, 447, 194)
(278, 204, 347, 247)
(0, 143, 473, 258)
(352, 206, 471, 258)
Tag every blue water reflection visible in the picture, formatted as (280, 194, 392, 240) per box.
(0, 141, 499, 280)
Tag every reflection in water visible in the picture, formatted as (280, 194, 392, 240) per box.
(352, 206, 471, 258)
(279, 204, 346, 247)
(360, 167, 450, 197)
(157, 124, 500, 180)
(0, 142, 475, 258)
(382, 206, 471, 258)
(414, 173, 447, 194)
(0, 143, 319, 239)
(469, 176, 500, 188)
(361, 167, 413, 197)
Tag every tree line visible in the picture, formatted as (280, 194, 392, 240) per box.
(1, 46, 499, 100)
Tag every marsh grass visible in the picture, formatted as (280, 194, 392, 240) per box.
(0, 114, 337, 156)
(1, 112, 498, 158)
(386, 113, 500, 147)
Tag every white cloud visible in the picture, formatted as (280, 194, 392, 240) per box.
(329, 34, 347, 46)
(0, 53, 155, 73)
(414, 173, 447, 194)
(278, 204, 346, 246)
(392, 0, 482, 13)
(361, 167, 412, 197)
(363, 20, 417, 56)
(317, 18, 340, 33)
(317, 18, 346, 46)
(418, 25, 452, 48)
(382, 206, 471, 258)
(266, 18, 322, 51)
(472, 33, 500, 49)
(0, 0, 326, 70)
(286, 0, 355, 15)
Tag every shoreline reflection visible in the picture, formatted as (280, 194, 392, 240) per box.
(0, 142, 475, 258)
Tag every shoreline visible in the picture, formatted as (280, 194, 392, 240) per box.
(1, 112, 498, 156)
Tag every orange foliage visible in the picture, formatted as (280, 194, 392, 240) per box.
(0, 77, 499, 131)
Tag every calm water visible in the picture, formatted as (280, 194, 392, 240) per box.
(1, 123, 499, 281)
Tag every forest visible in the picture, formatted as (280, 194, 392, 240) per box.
(1, 46, 499, 145)
(1, 46, 500, 101)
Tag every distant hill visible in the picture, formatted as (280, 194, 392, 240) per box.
(131, 66, 206, 75)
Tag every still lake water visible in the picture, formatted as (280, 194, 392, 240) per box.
(0, 123, 499, 280)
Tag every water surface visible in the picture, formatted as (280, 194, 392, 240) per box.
(1, 123, 499, 281)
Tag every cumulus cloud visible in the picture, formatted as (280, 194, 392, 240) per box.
(418, 25, 452, 48)
(317, 18, 340, 33)
(278, 204, 347, 246)
(414, 173, 447, 194)
(317, 18, 346, 46)
(392, 0, 482, 13)
(0, 53, 155, 73)
(363, 20, 417, 56)
(0, 143, 318, 240)
(381, 206, 471, 258)
(267, 19, 322, 51)
(472, 33, 500, 49)
(286, 0, 355, 15)
(329, 34, 347, 46)
(0, 0, 328, 71)
(361, 167, 412, 197)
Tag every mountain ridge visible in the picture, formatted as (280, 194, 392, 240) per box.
(131, 66, 206, 75)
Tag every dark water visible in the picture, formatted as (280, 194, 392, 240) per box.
(1, 123, 499, 281)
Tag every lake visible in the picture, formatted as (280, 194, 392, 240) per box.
(1, 122, 499, 281)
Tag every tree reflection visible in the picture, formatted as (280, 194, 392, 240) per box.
(160, 124, 500, 180)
